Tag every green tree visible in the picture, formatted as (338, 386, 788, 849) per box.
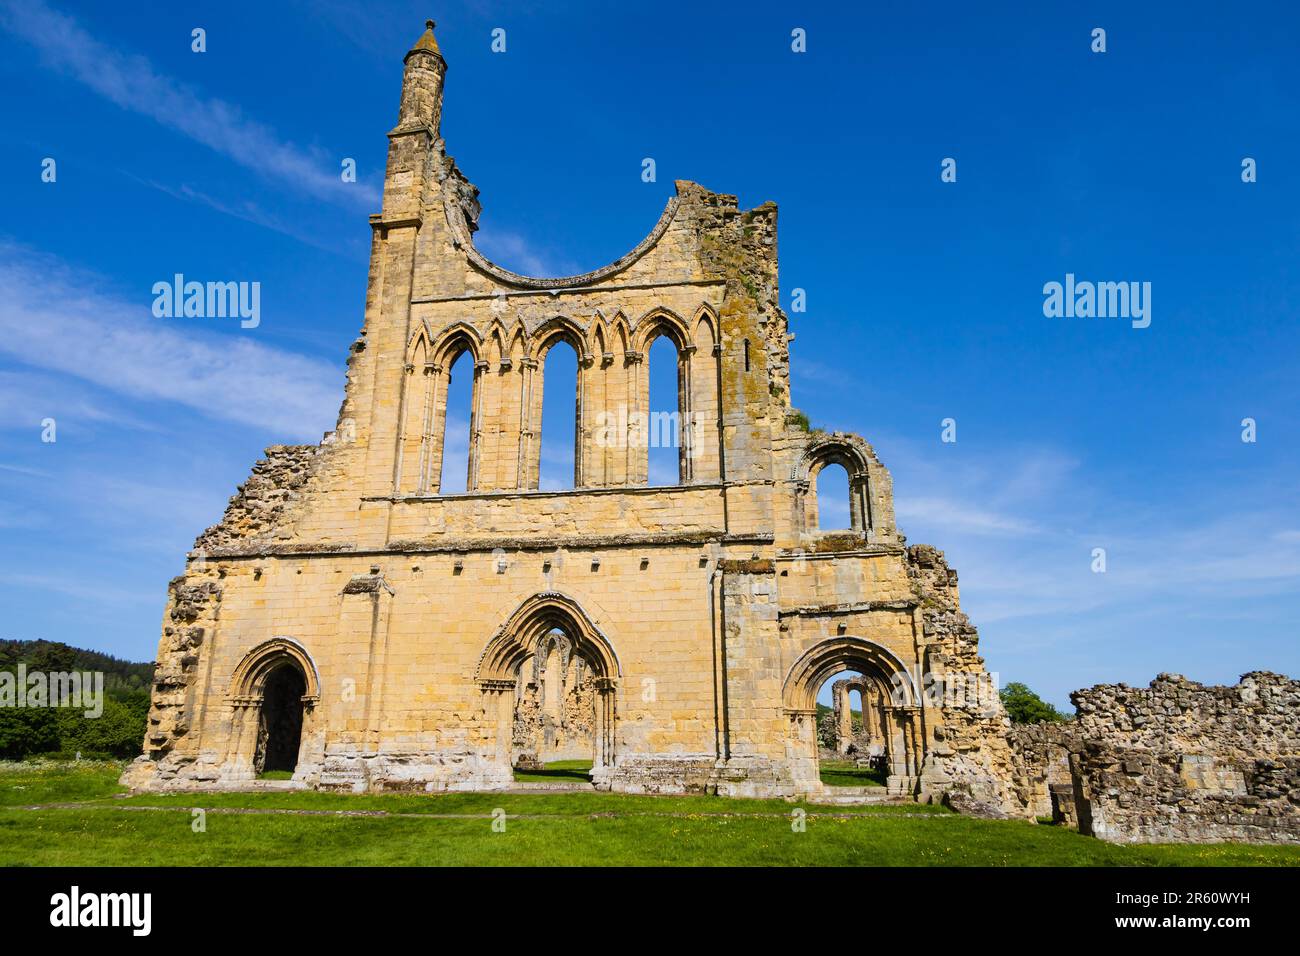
(999, 682, 1068, 724)
(0, 706, 60, 758)
(56, 696, 148, 758)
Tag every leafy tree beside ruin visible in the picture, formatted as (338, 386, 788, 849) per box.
(999, 682, 1070, 724)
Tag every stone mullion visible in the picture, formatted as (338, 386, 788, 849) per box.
(527, 359, 544, 489)
(850, 469, 871, 532)
(712, 342, 726, 481)
(807, 470, 821, 530)
(574, 357, 588, 488)
(624, 351, 644, 485)
(861, 469, 875, 533)
(794, 479, 810, 537)
(604, 356, 627, 485)
(688, 339, 720, 482)
(468, 360, 488, 491)
(678, 344, 695, 483)
(392, 363, 414, 492)
(588, 355, 611, 487)
(516, 358, 537, 490)
(421, 364, 443, 493)
(474, 364, 498, 492)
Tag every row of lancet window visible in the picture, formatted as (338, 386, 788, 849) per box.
(394, 312, 722, 495)
(393, 314, 868, 533)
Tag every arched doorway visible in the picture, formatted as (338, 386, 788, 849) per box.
(255, 664, 306, 775)
(510, 627, 600, 777)
(814, 672, 892, 788)
(784, 637, 922, 795)
(228, 638, 321, 782)
(476, 593, 620, 787)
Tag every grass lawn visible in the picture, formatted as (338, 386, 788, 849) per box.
(2, 761, 1298, 867)
(513, 760, 593, 783)
(819, 760, 887, 788)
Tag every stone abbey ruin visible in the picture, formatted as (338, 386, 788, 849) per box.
(124, 22, 1298, 845)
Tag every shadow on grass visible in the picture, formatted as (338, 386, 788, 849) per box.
(513, 760, 593, 783)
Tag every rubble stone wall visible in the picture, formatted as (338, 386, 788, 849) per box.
(1071, 673, 1300, 844)
(1009, 673, 1300, 844)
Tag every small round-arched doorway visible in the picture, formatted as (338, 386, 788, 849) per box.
(256, 664, 306, 775)
(228, 637, 321, 782)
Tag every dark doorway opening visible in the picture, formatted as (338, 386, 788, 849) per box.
(256, 664, 306, 775)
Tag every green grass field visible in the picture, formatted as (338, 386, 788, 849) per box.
(2, 760, 1298, 867)
(819, 759, 887, 788)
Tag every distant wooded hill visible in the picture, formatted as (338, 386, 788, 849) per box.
(0, 639, 153, 759)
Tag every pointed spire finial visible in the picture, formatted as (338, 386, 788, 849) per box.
(411, 18, 441, 55)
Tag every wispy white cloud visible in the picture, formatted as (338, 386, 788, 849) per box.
(0, 242, 341, 439)
(896, 495, 1040, 536)
(0, 572, 157, 606)
(0, 463, 52, 477)
(0, 369, 153, 432)
(0, 0, 378, 208)
(790, 358, 858, 395)
(861, 436, 1300, 706)
(869, 433, 1300, 639)
(129, 176, 368, 260)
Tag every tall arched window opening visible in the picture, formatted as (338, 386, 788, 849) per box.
(647, 334, 681, 486)
(813, 462, 852, 530)
(439, 349, 474, 493)
(539, 339, 579, 490)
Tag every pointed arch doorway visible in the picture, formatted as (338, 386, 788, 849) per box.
(476, 593, 620, 785)
(783, 636, 923, 795)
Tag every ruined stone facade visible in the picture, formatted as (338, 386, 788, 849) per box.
(1010, 673, 1300, 844)
(122, 22, 1019, 808)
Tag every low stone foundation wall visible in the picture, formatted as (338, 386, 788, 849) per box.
(1010, 672, 1300, 844)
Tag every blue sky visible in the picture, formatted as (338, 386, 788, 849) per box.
(1, 1, 1297, 709)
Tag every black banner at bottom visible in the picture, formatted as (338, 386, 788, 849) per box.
(0, 865, 1293, 941)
